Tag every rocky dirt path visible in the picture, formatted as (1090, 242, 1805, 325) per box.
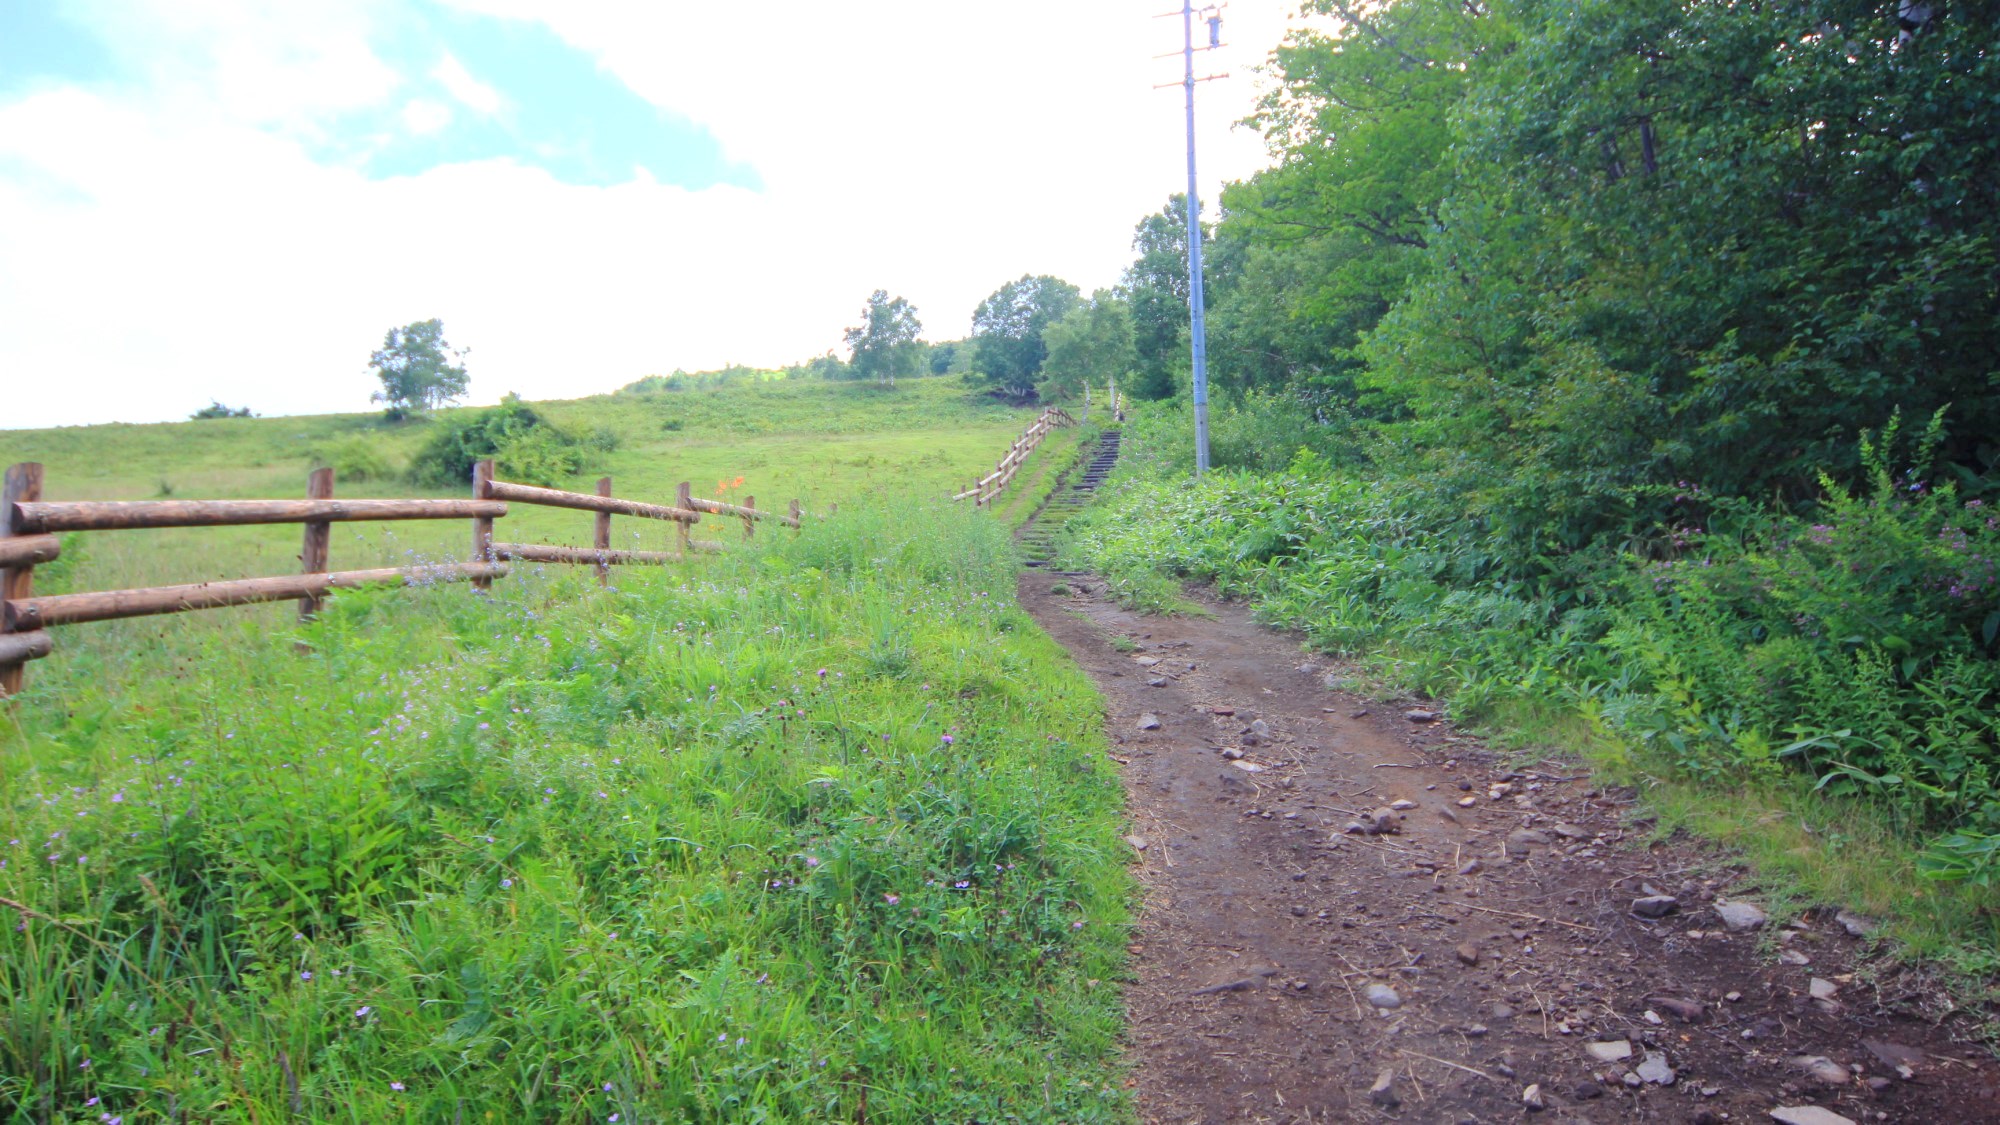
(1017, 575, 1998, 1124)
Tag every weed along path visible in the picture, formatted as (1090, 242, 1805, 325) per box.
(1016, 577, 1998, 1123)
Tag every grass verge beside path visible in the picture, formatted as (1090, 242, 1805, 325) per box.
(0, 500, 1131, 1122)
(1062, 407, 2000, 1005)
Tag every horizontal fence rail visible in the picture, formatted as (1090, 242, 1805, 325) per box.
(0, 535, 60, 568)
(13, 498, 507, 533)
(953, 407, 1076, 507)
(0, 457, 806, 699)
(0, 631, 51, 666)
(4, 563, 510, 630)
(493, 543, 679, 567)
(483, 480, 697, 524)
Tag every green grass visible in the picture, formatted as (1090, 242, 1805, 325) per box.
(0, 380, 1133, 1121)
(0, 376, 1049, 640)
(0, 501, 1131, 1122)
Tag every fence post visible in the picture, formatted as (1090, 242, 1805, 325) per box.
(742, 495, 755, 541)
(675, 482, 692, 557)
(471, 460, 495, 591)
(594, 476, 613, 586)
(789, 499, 802, 528)
(1, 462, 47, 698)
(299, 467, 333, 621)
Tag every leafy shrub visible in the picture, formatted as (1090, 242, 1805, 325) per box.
(312, 437, 395, 482)
(190, 400, 255, 419)
(407, 395, 587, 487)
(1069, 412, 2000, 846)
(1605, 422, 2000, 826)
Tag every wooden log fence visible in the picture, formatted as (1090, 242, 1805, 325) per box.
(952, 407, 1076, 507)
(0, 458, 805, 698)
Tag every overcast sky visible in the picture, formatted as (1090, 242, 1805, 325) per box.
(0, 0, 1307, 429)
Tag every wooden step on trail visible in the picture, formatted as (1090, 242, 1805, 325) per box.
(1018, 428, 1121, 569)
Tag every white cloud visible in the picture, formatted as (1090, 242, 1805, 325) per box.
(402, 97, 455, 134)
(431, 53, 506, 116)
(0, 1, 1319, 429)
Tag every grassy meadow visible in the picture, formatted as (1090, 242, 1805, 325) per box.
(0, 376, 1078, 591)
(0, 379, 1124, 1122)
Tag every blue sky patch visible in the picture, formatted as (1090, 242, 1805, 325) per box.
(0, 0, 761, 191)
(0, 3, 117, 97)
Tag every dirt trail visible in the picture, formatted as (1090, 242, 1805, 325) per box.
(1018, 575, 1998, 1124)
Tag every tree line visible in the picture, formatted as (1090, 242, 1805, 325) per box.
(1147, 0, 1998, 565)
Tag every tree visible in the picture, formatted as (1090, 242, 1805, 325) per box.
(841, 291, 924, 387)
(1039, 291, 1135, 402)
(369, 319, 469, 418)
(189, 400, 254, 419)
(970, 274, 1081, 400)
(1119, 198, 1203, 400)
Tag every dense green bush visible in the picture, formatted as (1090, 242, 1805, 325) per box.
(406, 395, 589, 488)
(1067, 417, 2000, 859)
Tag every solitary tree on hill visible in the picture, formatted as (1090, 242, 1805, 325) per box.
(370, 318, 470, 419)
(843, 290, 924, 387)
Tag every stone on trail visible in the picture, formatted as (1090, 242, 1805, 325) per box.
(1369, 1068, 1400, 1108)
(1220, 746, 1245, 760)
(1344, 807, 1401, 836)
(1123, 834, 1149, 852)
(1635, 1052, 1676, 1085)
(1147, 677, 1168, 687)
(1861, 1038, 1924, 1073)
(1229, 759, 1265, 773)
(1779, 948, 1812, 966)
(1247, 719, 1271, 742)
(1835, 909, 1880, 937)
(1808, 977, 1839, 1001)
(1134, 655, 1161, 666)
(1405, 708, 1441, 722)
(1137, 713, 1163, 731)
(1788, 1055, 1850, 1086)
(1631, 894, 1680, 919)
(1390, 798, 1418, 810)
(1769, 1107, 1857, 1125)
(1650, 996, 1705, 1022)
(1521, 1083, 1546, 1112)
(1504, 829, 1551, 857)
(1585, 1039, 1633, 1063)
(1455, 942, 1481, 966)
(1364, 983, 1402, 1009)
(1715, 900, 1768, 931)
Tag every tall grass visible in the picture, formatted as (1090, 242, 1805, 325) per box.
(0, 500, 1130, 1122)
